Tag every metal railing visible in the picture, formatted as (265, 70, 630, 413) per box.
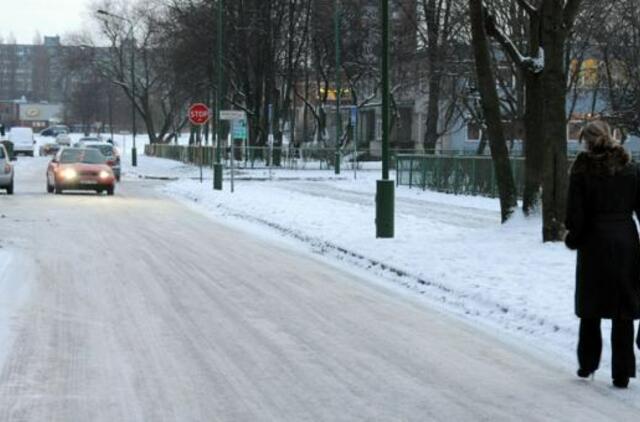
(145, 144, 346, 170)
(145, 144, 443, 170)
(396, 154, 526, 198)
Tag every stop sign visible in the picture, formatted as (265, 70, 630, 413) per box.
(188, 103, 210, 126)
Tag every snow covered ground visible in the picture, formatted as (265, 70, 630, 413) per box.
(0, 249, 31, 369)
(128, 155, 640, 390)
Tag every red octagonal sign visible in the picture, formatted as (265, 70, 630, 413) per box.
(188, 103, 210, 126)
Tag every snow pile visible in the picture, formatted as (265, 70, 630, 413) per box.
(132, 157, 637, 378)
(125, 155, 201, 180)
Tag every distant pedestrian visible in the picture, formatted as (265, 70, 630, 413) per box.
(564, 120, 640, 389)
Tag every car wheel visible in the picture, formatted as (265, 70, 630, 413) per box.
(106, 186, 115, 196)
(54, 184, 63, 195)
(6, 179, 13, 195)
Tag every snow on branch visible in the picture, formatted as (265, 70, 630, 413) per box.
(522, 48, 545, 74)
(484, 11, 545, 74)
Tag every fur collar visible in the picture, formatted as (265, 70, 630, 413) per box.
(571, 146, 631, 176)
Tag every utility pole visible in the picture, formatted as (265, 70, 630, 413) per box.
(213, 0, 224, 190)
(375, 0, 394, 238)
(334, 0, 341, 175)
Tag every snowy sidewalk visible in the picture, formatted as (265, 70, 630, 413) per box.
(131, 156, 638, 390)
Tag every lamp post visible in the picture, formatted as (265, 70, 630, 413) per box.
(375, 0, 394, 238)
(213, 0, 224, 190)
(334, 0, 341, 175)
(97, 9, 137, 167)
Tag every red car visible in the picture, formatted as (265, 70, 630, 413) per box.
(46, 148, 116, 195)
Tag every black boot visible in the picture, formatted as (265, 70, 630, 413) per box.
(577, 368, 594, 378)
(613, 377, 629, 389)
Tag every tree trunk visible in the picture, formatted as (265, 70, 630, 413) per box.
(522, 10, 545, 215)
(522, 72, 545, 215)
(423, 0, 442, 153)
(541, 0, 570, 241)
(423, 74, 441, 153)
(469, 0, 517, 222)
(476, 130, 488, 155)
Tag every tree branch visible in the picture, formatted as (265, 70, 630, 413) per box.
(515, 0, 537, 16)
(484, 11, 544, 74)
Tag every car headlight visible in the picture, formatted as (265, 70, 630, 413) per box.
(62, 168, 77, 180)
(99, 170, 111, 179)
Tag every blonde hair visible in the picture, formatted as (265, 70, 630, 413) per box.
(579, 120, 618, 151)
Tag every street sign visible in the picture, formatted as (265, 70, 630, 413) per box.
(232, 120, 247, 140)
(220, 110, 246, 121)
(188, 103, 210, 126)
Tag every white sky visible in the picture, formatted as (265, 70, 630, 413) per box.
(1, 0, 90, 44)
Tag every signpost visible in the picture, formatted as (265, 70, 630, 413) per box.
(220, 110, 246, 121)
(220, 110, 247, 193)
(232, 119, 247, 140)
(189, 103, 211, 126)
(188, 104, 210, 184)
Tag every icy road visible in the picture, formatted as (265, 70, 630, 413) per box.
(0, 157, 638, 421)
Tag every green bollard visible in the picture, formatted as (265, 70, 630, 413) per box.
(213, 163, 223, 190)
(375, 179, 395, 238)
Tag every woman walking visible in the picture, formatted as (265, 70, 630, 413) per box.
(565, 120, 640, 389)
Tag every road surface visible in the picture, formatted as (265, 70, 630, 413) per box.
(0, 157, 638, 421)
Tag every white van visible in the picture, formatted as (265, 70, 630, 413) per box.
(9, 127, 35, 156)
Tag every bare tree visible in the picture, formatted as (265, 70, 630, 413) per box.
(469, 0, 517, 222)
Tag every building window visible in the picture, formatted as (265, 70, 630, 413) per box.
(467, 122, 481, 141)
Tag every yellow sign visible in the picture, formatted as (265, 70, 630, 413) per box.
(319, 87, 351, 101)
(26, 108, 40, 118)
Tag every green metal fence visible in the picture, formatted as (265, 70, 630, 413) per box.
(145, 144, 351, 170)
(396, 154, 526, 198)
(145, 144, 434, 170)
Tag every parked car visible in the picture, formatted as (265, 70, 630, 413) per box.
(75, 136, 104, 146)
(39, 142, 61, 156)
(46, 148, 115, 195)
(81, 142, 121, 181)
(55, 132, 72, 146)
(40, 125, 70, 137)
(0, 144, 14, 194)
(9, 127, 35, 157)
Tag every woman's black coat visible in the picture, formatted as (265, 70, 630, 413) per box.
(565, 147, 640, 320)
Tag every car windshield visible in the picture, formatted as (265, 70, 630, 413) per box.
(85, 144, 113, 157)
(0, 147, 5, 159)
(59, 149, 106, 164)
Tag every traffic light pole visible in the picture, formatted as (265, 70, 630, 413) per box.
(130, 24, 137, 167)
(213, 0, 224, 190)
(375, 0, 394, 238)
